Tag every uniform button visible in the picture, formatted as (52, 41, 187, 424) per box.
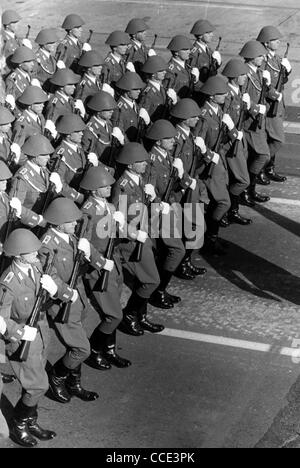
(24, 297, 28, 301)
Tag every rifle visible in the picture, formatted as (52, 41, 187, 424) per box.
(161, 73, 177, 119)
(136, 114, 146, 143)
(56, 215, 91, 323)
(87, 29, 94, 45)
(40, 156, 61, 216)
(26, 25, 31, 39)
(230, 80, 251, 158)
(17, 250, 57, 362)
(151, 34, 158, 49)
(269, 42, 290, 118)
(207, 99, 231, 177)
(99, 236, 115, 293)
(56, 44, 68, 64)
(0, 179, 20, 274)
(256, 75, 268, 130)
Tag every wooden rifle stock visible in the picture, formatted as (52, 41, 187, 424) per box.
(257, 77, 268, 130)
(270, 43, 290, 118)
(17, 250, 57, 362)
(40, 156, 61, 216)
(0, 178, 21, 274)
(99, 237, 115, 293)
(231, 81, 251, 158)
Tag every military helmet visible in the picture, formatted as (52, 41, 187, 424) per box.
(4, 229, 42, 256)
(80, 166, 116, 190)
(125, 18, 149, 35)
(50, 68, 81, 86)
(43, 197, 83, 225)
(2, 10, 21, 26)
(115, 142, 149, 165)
(11, 46, 36, 64)
(87, 91, 117, 112)
(0, 106, 15, 125)
(116, 72, 145, 91)
(167, 35, 192, 52)
(257, 26, 282, 43)
(0, 161, 12, 181)
(146, 120, 177, 141)
(222, 58, 249, 78)
(170, 98, 201, 119)
(22, 135, 54, 157)
(78, 51, 104, 68)
(35, 28, 59, 45)
(105, 31, 130, 47)
(239, 40, 266, 59)
(62, 14, 85, 30)
(142, 56, 168, 74)
(56, 114, 86, 134)
(190, 19, 215, 36)
(200, 75, 229, 95)
(17, 86, 48, 106)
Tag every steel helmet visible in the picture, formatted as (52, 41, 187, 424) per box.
(0, 161, 12, 181)
(125, 18, 149, 35)
(170, 98, 201, 119)
(200, 75, 229, 95)
(80, 166, 116, 190)
(4, 229, 42, 256)
(62, 14, 85, 30)
(190, 20, 215, 36)
(43, 197, 83, 225)
(17, 86, 48, 106)
(22, 135, 54, 157)
(56, 114, 86, 134)
(115, 142, 149, 165)
(146, 120, 177, 140)
(87, 91, 117, 112)
(0, 106, 15, 125)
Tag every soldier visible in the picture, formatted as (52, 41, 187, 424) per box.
(56, 14, 91, 72)
(41, 198, 99, 403)
(82, 91, 124, 170)
(34, 28, 59, 91)
(239, 40, 271, 204)
(44, 68, 84, 124)
(75, 51, 105, 104)
(139, 56, 177, 122)
(0, 228, 77, 447)
(113, 71, 149, 143)
(0, 106, 21, 168)
(164, 35, 201, 99)
(80, 167, 131, 369)
(125, 18, 156, 75)
(221, 58, 252, 225)
(10, 135, 63, 217)
(189, 20, 222, 84)
(256, 25, 292, 183)
(102, 31, 131, 89)
(111, 143, 163, 336)
(1, 10, 21, 66)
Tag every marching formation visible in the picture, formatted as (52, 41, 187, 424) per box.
(0, 10, 292, 447)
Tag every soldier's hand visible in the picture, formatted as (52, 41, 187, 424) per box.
(22, 325, 37, 342)
(144, 183, 156, 201)
(113, 211, 126, 230)
(173, 158, 184, 179)
(31, 78, 42, 88)
(74, 99, 86, 118)
(160, 202, 170, 215)
(82, 42, 92, 52)
(242, 93, 251, 110)
(10, 142, 21, 163)
(276, 92, 283, 102)
(236, 131, 243, 141)
(194, 136, 207, 153)
(9, 197, 22, 218)
(71, 289, 79, 303)
(190, 178, 197, 191)
(191, 67, 200, 83)
(139, 108, 151, 125)
(222, 114, 235, 131)
(102, 83, 115, 97)
(112, 127, 125, 145)
(166, 88, 177, 105)
(212, 152, 220, 165)
(126, 61, 136, 72)
(103, 259, 114, 272)
(87, 152, 99, 167)
(262, 70, 271, 86)
(148, 49, 157, 57)
(136, 230, 148, 243)
(50, 172, 63, 193)
(40, 275, 58, 297)
(258, 104, 266, 115)
(281, 58, 292, 73)
(45, 120, 57, 138)
(5, 94, 16, 111)
(56, 60, 66, 69)
(78, 238, 91, 260)
(22, 38, 33, 49)
(212, 50, 222, 65)
(0, 316, 7, 335)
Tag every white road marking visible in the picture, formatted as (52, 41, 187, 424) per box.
(269, 198, 300, 206)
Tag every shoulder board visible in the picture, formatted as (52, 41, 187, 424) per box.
(17, 115, 25, 122)
(168, 63, 174, 71)
(57, 148, 65, 155)
(144, 86, 151, 93)
(3, 272, 14, 284)
(118, 101, 126, 109)
(120, 178, 128, 188)
(54, 237, 60, 245)
(83, 201, 93, 210)
(150, 153, 156, 162)
(10, 72, 16, 79)
(105, 56, 112, 63)
(200, 109, 207, 117)
(42, 235, 52, 245)
(52, 97, 58, 104)
(19, 167, 28, 176)
(191, 47, 198, 54)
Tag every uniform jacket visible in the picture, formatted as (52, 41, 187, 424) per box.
(82, 116, 115, 167)
(56, 35, 83, 71)
(139, 81, 167, 121)
(35, 48, 57, 86)
(75, 73, 102, 103)
(127, 40, 148, 75)
(5, 68, 32, 100)
(102, 53, 127, 88)
(189, 41, 219, 83)
(44, 90, 75, 123)
(164, 57, 201, 99)
(112, 96, 139, 142)
(12, 110, 45, 147)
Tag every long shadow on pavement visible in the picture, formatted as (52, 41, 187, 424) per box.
(253, 203, 300, 238)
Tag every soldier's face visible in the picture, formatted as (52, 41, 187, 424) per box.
(267, 39, 280, 51)
(116, 44, 129, 56)
(19, 251, 39, 265)
(237, 74, 247, 87)
(99, 110, 114, 120)
(201, 32, 214, 44)
(8, 22, 18, 33)
(0, 123, 11, 133)
(178, 49, 191, 61)
(91, 65, 103, 76)
(69, 131, 83, 144)
(128, 89, 141, 100)
(213, 93, 227, 105)
(31, 103, 44, 115)
(185, 116, 199, 128)
(60, 220, 77, 235)
(21, 60, 35, 73)
(35, 154, 50, 167)
(95, 186, 111, 198)
(64, 84, 76, 96)
(44, 42, 57, 55)
(160, 137, 175, 151)
(253, 55, 264, 67)
(136, 31, 147, 42)
(71, 27, 82, 39)
(0, 180, 7, 192)
(155, 70, 167, 81)
(131, 161, 147, 174)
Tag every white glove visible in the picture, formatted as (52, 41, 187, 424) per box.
(0, 316, 7, 335)
(144, 183, 156, 201)
(166, 88, 177, 105)
(212, 50, 222, 65)
(5, 94, 15, 110)
(136, 230, 148, 243)
(212, 152, 220, 165)
(82, 42, 92, 52)
(78, 238, 91, 260)
(258, 104, 266, 115)
(22, 38, 33, 49)
(194, 136, 207, 153)
(45, 120, 57, 138)
(148, 49, 156, 57)
(126, 62, 136, 72)
(31, 78, 42, 88)
(71, 289, 79, 303)
(103, 259, 114, 271)
(191, 67, 200, 82)
(139, 108, 151, 125)
(276, 92, 283, 103)
(113, 211, 125, 230)
(262, 70, 271, 86)
(112, 127, 125, 145)
(74, 99, 86, 118)
(173, 158, 184, 179)
(222, 114, 235, 131)
(40, 274, 58, 297)
(160, 202, 170, 215)
(189, 178, 197, 191)
(9, 197, 22, 218)
(242, 93, 251, 110)
(102, 83, 115, 97)
(281, 57, 292, 73)
(56, 60, 66, 69)
(87, 152, 98, 167)
(10, 142, 21, 163)
(22, 325, 37, 342)
(236, 131, 243, 141)
(50, 172, 63, 193)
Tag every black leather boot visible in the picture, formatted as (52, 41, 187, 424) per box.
(139, 300, 165, 333)
(48, 358, 71, 404)
(265, 166, 287, 182)
(10, 400, 38, 447)
(164, 291, 181, 304)
(183, 255, 207, 276)
(1, 372, 16, 384)
(219, 213, 230, 227)
(102, 331, 132, 368)
(27, 406, 56, 440)
(88, 328, 112, 370)
(228, 194, 252, 225)
(239, 190, 256, 207)
(149, 290, 174, 309)
(256, 170, 271, 185)
(248, 173, 270, 203)
(119, 293, 145, 336)
(66, 365, 99, 401)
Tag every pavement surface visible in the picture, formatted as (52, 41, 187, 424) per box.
(1, 0, 300, 450)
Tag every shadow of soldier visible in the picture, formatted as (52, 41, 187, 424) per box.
(253, 203, 300, 239)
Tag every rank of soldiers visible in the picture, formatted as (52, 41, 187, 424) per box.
(0, 10, 292, 447)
